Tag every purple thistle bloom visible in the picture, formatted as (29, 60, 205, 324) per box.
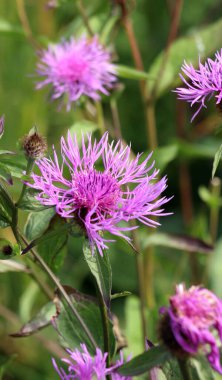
(160, 284, 222, 374)
(175, 50, 222, 121)
(27, 132, 170, 255)
(52, 344, 132, 380)
(36, 36, 116, 110)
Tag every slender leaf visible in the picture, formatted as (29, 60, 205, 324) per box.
(116, 65, 153, 81)
(141, 232, 213, 254)
(0, 153, 26, 178)
(148, 17, 222, 97)
(212, 144, 222, 179)
(11, 302, 56, 337)
(83, 242, 112, 308)
(24, 208, 55, 241)
(54, 289, 116, 357)
(117, 345, 171, 376)
(0, 184, 16, 227)
(0, 259, 29, 273)
(0, 163, 13, 185)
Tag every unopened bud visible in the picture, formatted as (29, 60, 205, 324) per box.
(0, 115, 5, 139)
(23, 130, 47, 159)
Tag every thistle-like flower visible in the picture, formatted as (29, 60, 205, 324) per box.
(159, 284, 222, 374)
(52, 344, 131, 379)
(27, 132, 170, 255)
(36, 36, 116, 110)
(23, 130, 47, 159)
(175, 50, 222, 121)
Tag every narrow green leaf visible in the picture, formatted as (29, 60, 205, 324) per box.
(116, 64, 153, 81)
(111, 291, 131, 300)
(0, 183, 16, 227)
(141, 232, 213, 254)
(148, 17, 222, 97)
(0, 259, 28, 273)
(83, 242, 112, 308)
(54, 289, 116, 357)
(198, 186, 222, 208)
(11, 302, 56, 337)
(0, 163, 13, 185)
(117, 345, 171, 376)
(212, 144, 222, 179)
(0, 152, 26, 178)
(24, 208, 55, 241)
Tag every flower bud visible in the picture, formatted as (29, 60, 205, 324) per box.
(23, 130, 47, 159)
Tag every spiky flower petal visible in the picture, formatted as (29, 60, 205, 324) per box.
(52, 344, 131, 380)
(159, 284, 222, 374)
(27, 132, 170, 255)
(36, 36, 116, 110)
(175, 50, 222, 121)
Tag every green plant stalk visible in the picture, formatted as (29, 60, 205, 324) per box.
(16, 157, 35, 207)
(76, 0, 94, 36)
(178, 359, 192, 380)
(95, 101, 106, 135)
(19, 232, 97, 350)
(209, 177, 221, 243)
(95, 282, 111, 380)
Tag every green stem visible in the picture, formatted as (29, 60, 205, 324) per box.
(76, 0, 94, 36)
(95, 101, 106, 135)
(19, 232, 97, 350)
(16, 158, 34, 207)
(178, 359, 192, 380)
(96, 282, 111, 379)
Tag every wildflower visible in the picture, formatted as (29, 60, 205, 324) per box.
(36, 36, 116, 110)
(52, 344, 131, 379)
(159, 284, 222, 374)
(27, 132, 170, 255)
(175, 50, 222, 121)
(110, 351, 132, 380)
(23, 130, 47, 159)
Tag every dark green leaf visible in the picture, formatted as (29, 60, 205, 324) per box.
(83, 242, 112, 308)
(117, 345, 171, 376)
(0, 240, 20, 260)
(148, 17, 222, 97)
(55, 289, 116, 357)
(0, 153, 26, 178)
(141, 232, 213, 254)
(212, 144, 222, 179)
(37, 215, 68, 272)
(189, 356, 214, 380)
(0, 183, 16, 227)
(11, 302, 56, 337)
(162, 358, 183, 380)
(18, 188, 52, 211)
(0, 163, 13, 185)
(24, 208, 55, 240)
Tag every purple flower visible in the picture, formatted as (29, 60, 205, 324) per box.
(175, 50, 222, 121)
(160, 284, 222, 374)
(36, 36, 116, 110)
(27, 132, 170, 255)
(52, 344, 132, 380)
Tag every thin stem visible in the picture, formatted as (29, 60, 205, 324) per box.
(151, 0, 183, 98)
(76, 0, 94, 36)
(95, 101, 106, 135)
(19, 233, 97, 350)
(210, 177, 221, 243)
(26, 258, 54, 300)
(96, 282, 111, 379)
(178, 359, 192, 380)
(110, 99, 122, 140)
(15, 0, 40, 49)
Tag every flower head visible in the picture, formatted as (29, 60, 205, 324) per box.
(36, 36, 116, 110)
(23, 130, 47, 159)
(52, 344, 131, 380)
(27, 132, 170, 255)
(159, 284, 222, 374)
(175, 49, 222, 121)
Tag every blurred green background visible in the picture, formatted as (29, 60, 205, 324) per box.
(1, 0, 222, 379)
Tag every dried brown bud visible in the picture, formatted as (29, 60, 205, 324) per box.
(23, 131, 47, 159)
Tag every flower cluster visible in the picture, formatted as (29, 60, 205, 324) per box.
(159, 284, 222, 374)
(52, 344, 131, 380)
(27, 132, 170, 255)
(175, 49, 222, 120)
(36, 36, 116, 110)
